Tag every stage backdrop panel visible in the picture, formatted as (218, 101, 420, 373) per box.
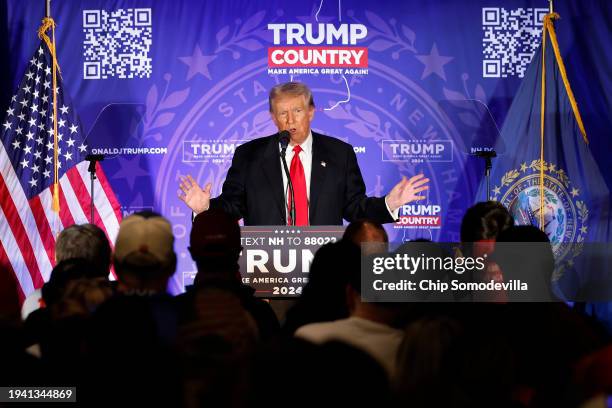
(1, 0, 610, 294)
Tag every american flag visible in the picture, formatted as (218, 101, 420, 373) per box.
(0, 40, 121, 302)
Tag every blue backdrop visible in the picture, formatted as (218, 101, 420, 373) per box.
(2, 0, 610, 293)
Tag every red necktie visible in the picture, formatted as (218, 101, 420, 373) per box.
(288, 145, 308, 226)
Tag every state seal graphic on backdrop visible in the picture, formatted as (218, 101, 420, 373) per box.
(492, 159, 588, 273)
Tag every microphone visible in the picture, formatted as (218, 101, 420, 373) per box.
(278, 130, 295, 226)
(471, 150, 497, 158)
(278, 130, 290, 154)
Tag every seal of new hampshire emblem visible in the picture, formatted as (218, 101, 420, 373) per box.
(492, 159, 588, 273)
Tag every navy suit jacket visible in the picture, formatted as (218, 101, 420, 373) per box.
(210, 132, 394, 226)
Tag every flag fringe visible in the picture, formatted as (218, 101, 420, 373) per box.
(539, 12, 589, 230)
(38, 17, 61, 213)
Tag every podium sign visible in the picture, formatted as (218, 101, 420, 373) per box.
(182, 226, 346, 297)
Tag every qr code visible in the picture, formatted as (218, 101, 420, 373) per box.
(482, 7, 547, 78)
(82, 8, 153, 79)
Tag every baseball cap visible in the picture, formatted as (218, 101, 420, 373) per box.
(190, 209, 241, 258)
(114, 214, 175, 265)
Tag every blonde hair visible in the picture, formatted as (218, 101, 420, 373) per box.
(268, 82, 315, 112)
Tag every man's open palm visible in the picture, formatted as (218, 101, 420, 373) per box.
(178, 175, 212, 215)
(386, 174, 430, 211)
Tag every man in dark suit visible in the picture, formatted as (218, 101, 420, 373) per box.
(178, 82, 429, 226)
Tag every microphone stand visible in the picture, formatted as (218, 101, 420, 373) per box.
(279, 133, 296, 225)
(85, 154, 104, 223)
(473, 150, 497, 201)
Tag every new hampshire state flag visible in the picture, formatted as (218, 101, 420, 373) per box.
(479, 13, 609, 297)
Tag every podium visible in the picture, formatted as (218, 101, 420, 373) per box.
(183, 226, 346, 297)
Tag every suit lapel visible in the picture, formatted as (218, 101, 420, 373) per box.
(309, 133, 329, 223)
(261, 136, 286, 222)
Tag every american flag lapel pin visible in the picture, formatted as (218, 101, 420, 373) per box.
(321, 161, 326, 167)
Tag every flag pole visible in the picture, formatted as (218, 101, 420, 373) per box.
(46, 0, 50, 17)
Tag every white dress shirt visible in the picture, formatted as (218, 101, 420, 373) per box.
(280, 132, 313, 202)
(279, 132, 398, 223)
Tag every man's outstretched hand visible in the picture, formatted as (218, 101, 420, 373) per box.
(386, 174, 430, 212)
(178, 175, 212, 215)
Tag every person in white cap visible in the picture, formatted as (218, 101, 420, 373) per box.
(113, 211, 176, 295)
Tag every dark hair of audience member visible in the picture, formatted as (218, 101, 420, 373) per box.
(460, 201, 514, 259)
(42, 258, 108, 306)
(343, 219, 388, 244)
(494, 225, 556, 301)
(189, 209, 242, 284)
(391, 240, 453, 307)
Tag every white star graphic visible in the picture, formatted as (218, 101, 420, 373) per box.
(11, 140, 20, 150)
(57, 147, 62, 155)
(36, 61, 43, 70)
(57, 133, 63, 141)
(43, 169, 51, 178)
(20, 158, 29, 169)
(32, 166, 40, 174)
(32, 90, 39, 99)
(22, 85, 31, 94)
(20, 99, 28, 108)
(47, 127, 54, 136)
(38, 47, 44, 56)
(25, 72, 34, 80)
(60, 105, 69, 115)
(79, 143, 87, 153)
(58, 118, 66, 128)
(37, 123, 44, 131)
(66, 138, 75, 147)
(30, 104, 39, 113)
(35, 136, 43, 145)
(17, 113, 25, 121)
(28, 178, 37, 188)
(46, 141, 54, 150)
(39, 110, 46, 118)
(2, 121, 12, 131)
(44, 156, 52, 165)
(6, 107, 14, 116)
(11, 95, 17, 102)
(15, 126, 23, 135)
(41, 95, 48, 103)
(34, 76, 41, 85)
(26, 131, 34, 140)
(57, 161, 62, 169)
(29, 57, 36, 65)
(64, 152, 72, 161)
(69, 124, 78, 134)
(44, 66, 51, 76)
(28, 118, 37, 127)
(34, 151, 42, 159)
(43, 80, 50, 89)
(23, 145, 32, 154)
